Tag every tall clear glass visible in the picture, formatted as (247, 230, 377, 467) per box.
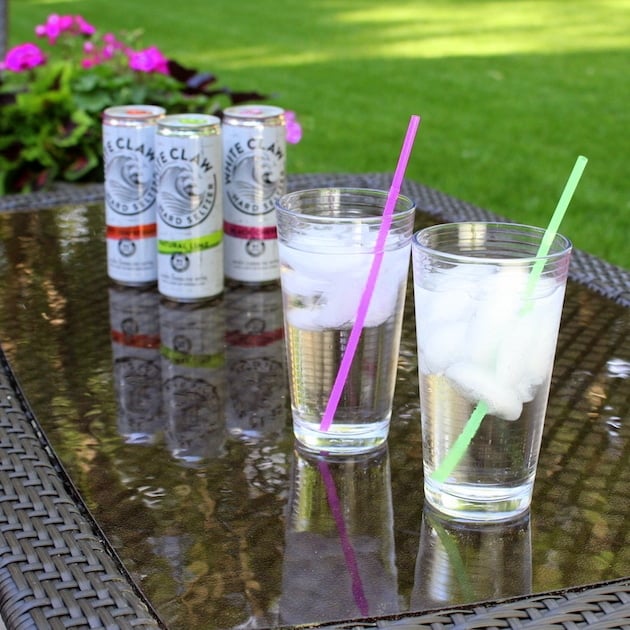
(276, 188, 415, 453)
(412, 222, 572, 520)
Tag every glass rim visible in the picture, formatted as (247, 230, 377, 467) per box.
(412, 221, 572, 265)
(276, 187, 416, 224)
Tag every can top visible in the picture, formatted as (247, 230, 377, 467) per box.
(158, 113, 222, 132)
(223, 105, 285, 125)
(103, 105, 166, 123)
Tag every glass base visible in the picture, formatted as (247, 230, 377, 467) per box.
(424, 478, 533, 522)
(293, 416, 390, 455)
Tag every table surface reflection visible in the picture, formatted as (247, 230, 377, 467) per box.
(0, 175, 628, 630)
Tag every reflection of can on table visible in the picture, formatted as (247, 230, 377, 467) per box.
(159, 298, 226, 464)
(156, 114, 224, 302)
(103, 105, 165, 286)
(222, 105, 286, 284)
(108, 285, 162, 443)
(224, 283, 287, 438)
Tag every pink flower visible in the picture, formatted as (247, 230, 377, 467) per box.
(127, 46, 169, 74)
(35, 14, 95, 44)
(284, 110, 302, 144)
(103, 33, 120, 46)
(1, 43, 47, 72)
(35, 14, 73, 44)
(74, 16, 96, 36)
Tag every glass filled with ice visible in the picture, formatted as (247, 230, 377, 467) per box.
(276, 188, 415, 453)
(412, 222, 572, 520)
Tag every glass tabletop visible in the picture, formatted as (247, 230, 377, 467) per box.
(0, 195, 628, 629)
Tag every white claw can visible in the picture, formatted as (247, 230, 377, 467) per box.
(103, 105, 165, 286)
(222, 105, 286, 283)
(155, 114, 224, 302)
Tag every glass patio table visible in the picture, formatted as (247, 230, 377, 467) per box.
(0, 173, 628, 629)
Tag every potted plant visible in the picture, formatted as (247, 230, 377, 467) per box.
(0, 14, 301, 194)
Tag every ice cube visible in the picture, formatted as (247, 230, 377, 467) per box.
(445, 362, 523, 421)
(417, 319, 468, 375)
(365, 248, 410, 327)
(281, 240, 409, 330)
(493, 277, 564, 400)
(416, 263, 494, 324)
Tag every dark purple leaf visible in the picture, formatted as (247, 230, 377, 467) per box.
(167, 58, 199, 83)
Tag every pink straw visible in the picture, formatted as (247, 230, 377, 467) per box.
(319, 115, 421, 432)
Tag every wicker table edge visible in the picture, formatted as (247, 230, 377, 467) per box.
(0, 173, 628, 629)
(0, 347, 166, 629)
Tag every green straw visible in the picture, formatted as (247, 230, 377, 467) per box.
(431, 155, 588, 484)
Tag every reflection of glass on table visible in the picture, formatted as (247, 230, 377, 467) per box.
(280, 444, 399, 625)
(412, 507, 532, 610)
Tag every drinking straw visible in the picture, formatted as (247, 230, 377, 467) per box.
(319, 114, 421, 432)
(318, 459, 369, 616)
(431, 155, 588, 483)
(426, 510, 476, 600)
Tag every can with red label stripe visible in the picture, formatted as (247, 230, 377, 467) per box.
(222, 105, 286, 283)
(103, 105, 165, 285)
(156, 114, 223, 302)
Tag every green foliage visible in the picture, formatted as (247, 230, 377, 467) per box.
(7, 0, 630, 267)
(0, 23, 266, 194)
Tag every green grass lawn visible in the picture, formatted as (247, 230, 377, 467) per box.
(9, 0, 630, 268)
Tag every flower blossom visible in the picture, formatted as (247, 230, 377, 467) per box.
(1, 43, 47, 72)
(74, 16, 96, 36)
(81, 33, 124, 69)
(127, 46, 169, 74)
(35, 14, 95, 44)
(284, 110, 302, 144)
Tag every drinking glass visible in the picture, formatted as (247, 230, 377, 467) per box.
(276, 188, 415, 453)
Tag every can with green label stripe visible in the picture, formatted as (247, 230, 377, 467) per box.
(156, 114, 223, 301)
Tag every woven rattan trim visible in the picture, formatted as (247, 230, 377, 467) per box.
(0, 351, 164, 629)
(304, 577, 630, 628)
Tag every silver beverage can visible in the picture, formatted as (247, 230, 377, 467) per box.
(222, 105, 286, 283)
(103, 105, 165, 286)
(156, 114, 224, 302)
